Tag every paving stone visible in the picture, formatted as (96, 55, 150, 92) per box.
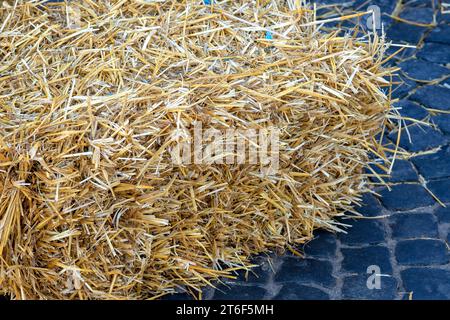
(388, 160, 419, 182)
(394, 99, 428, 124)
(164, 292, 194, 300)
(410, 85, 450, 110)
(356, 193, 384, 217)
(406, 0, 438, 7)
(435, 206, 450, 223)
(302, 230, 337, 259)
(235, 262, 271, 284)
(427, 178, 450, 203)
(338, 219, 385, 245)
(417, 43, 450, 64)
(385, 46, 416, 65)
(213, 285, 267, 300)
(342, 274, 398, 300)
(401, 268, 450, 299)
(431, 114, 450, 135)
(437, 11, 450, 24)
(399, 7, 435, 24)
(274, 257, 336, 288)
(374, 131, 396, 148)
(390, 74, 417, 99)
(396, 239, 449, 265)
(389, 213, 439, 239)
(388, 124, 447, 152)
(378, 184, 435, 211)
(342, 246, 392, 273)
(274, 284, 329, 300)
(378, 17, 395, 31)
(399, 59, 450, 81)
(369, 159, 419, 183)
(426, 24, 450, 44)
(387, 22, 427, 44)
(411, 146, 450, 179)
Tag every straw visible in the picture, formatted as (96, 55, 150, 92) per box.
(0, 0, 395, 299)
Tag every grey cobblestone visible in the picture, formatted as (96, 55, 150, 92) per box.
(408, 0, 438, 8)
(341, 274, 398, 300)
(389, 213, 439, 239)
(341, 246, 392, 273)
(435, 206, 450, 223)
(387, 23, 427, 44)
(395, 99, 429, 123)
(427, 179, 450, 203)
(416, 43, 450, 64)
(390, 74, 417, 99)
(338, 219, 386, 245)
(274, 257, 336, 288)
(426, 25, 450, 44)
(388, 124, 448, 152)
(356, 193, 385, 217)
(411, 146, 450, 179)
(401, 268, 450, 299)
(274, 284, 329, 300)
(398, 59, 450, 82)
(213, 284, 267, 300)
(438, 11, 450, 24)
(410, 85, 450, 111)
(378, 184, 435, 211)
(432, 114, 450, 136)
(386, 46, 417, 64)
(369, 159, 419, 183)
(302, 231, 337, 259)
(399, 7, 434, 24)
(234, 262, 272, 284)
(396, 239, 449, 266)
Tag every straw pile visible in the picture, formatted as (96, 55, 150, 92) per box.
(0, 0, 395, 299)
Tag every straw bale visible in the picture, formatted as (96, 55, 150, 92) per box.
(0, 0, 396, 299)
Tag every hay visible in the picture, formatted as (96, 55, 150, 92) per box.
(0, 0, 395, 299)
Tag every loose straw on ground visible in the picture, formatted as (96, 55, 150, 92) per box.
(0, 0, 395, 299)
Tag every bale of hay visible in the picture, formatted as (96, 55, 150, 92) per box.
(0, 0, 395, 299)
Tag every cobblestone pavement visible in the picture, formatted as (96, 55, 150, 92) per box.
(168, 0, 450, 300)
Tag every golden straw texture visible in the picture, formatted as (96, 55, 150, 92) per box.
(0, 0, 394, 299)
